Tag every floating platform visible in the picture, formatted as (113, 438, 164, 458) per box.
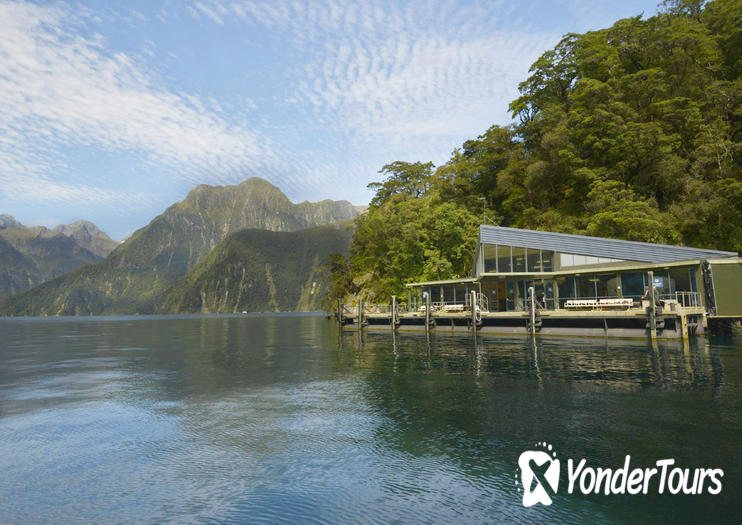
(341, 303, 709, 340)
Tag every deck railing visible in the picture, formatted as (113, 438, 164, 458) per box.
(675, 291, 700, 308)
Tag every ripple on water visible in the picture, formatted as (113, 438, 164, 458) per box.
(0, 316, 740, 524)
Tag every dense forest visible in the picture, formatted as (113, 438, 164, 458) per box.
(327, 0, 742, 304)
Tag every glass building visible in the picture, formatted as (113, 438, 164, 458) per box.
(407, 225, 740, 313)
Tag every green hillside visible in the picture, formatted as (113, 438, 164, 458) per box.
(0, 235, 39, 298)
(0, 217, 107, 299)
(159, 223, 353, 313)
(334, 0, 742, 302)
(0, 178, 360, 315)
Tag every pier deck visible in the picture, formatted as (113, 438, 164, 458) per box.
(344, 303, 708, 340)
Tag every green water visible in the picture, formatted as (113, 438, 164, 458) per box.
(0, 314, 740, 523)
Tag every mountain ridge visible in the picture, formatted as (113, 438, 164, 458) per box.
(0, 177, 360, 315)
(0, 215, 117, 299)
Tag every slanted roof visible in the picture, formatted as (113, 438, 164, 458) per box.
(479, 225, 737, 263)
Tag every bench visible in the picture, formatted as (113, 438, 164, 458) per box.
(441, 304, 465, 312)
(564, 298, 634, 310)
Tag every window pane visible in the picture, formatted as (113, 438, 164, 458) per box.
(512, 247, 526, 272)
(483, 244, 497, 272)
(497, 245, 512, 273)
(620, 272, 645, 298)
(506, 280, 515, 311)
(556, 276, 576, 308)
(669, 267, 692, 292)
(596, 274, 618, 297)
(651, 272, 669, 297)
(527, 249, 542, 272)
(576, 275, 597, 299)
(542, 250, 554, 272)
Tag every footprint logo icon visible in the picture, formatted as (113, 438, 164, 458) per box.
(517, 443, 560, 507)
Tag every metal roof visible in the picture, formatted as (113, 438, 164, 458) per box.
(479, 225, 737, 263)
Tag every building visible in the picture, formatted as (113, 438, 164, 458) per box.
(346, 225, 742, 339)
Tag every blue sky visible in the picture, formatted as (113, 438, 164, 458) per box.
(0, 0, 661, 240)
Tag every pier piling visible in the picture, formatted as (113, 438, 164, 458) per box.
(425, 292, 431, 334)
(648, 271, 657, 341)
(357, 298, 363, 330)
(529, 286, 536, 336)
(391, 295, 397, 333)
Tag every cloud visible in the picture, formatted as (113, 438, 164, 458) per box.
(3, 176, 149, 208)
(0, 0, 272, 205)
(188, 0, 558, 151)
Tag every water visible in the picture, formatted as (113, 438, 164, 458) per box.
(0, 314, 740, 524)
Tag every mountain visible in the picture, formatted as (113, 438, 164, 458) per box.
(0, 177, 361, 315)
(0, 214, 23, 230)
(0, 215, 115, 300)
(0, 227, 102, 278)
(0, 235, 38, 298)
(160, 223, 353, 313)
(50, 221, 118, 258)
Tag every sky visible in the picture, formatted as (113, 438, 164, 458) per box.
(0, 0, 662, 241)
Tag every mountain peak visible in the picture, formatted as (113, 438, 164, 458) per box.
(0, 214, 23, 230)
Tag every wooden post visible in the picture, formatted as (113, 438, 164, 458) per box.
(471, 290, 477, 333)
(529, 286, 536, 336)
(337, 299, 342, 326)
(681, 313, 689, 340)
(425, 291, 431, 334)
(648, 271, 657, 341)
(391, 295, 397, 332)
(357, 297, 363, 330)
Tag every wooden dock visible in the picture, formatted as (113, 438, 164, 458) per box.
(338, 291, 708, 341)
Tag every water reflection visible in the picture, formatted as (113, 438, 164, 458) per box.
(337, 330, 724, 391)
(0, 316, 740, 524)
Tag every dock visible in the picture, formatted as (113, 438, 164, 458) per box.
(338, 289, 710, 341)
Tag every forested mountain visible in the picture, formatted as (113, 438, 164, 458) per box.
(0, 178, 360, 315)
(160, 223, 353, 313)
(0, 235, 38, 299)
(0, 215, 115, 299)
(333, 0, 742, 301)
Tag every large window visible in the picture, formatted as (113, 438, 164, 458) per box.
(620, 272, 646, 298)
(556, 276, 576, 308)
(595, 274, 619, 298)
(527, 249, 542, 272)
(542, 250, 554, 272)
(668, 267, 693, 293)
(558, 253, 625, 269)
(497, 245, 511, 273)
(512, 247, 526, 272)
(483, 244, 497, 272)
(576, 275, 598, 299)
(506, 280, 515, 311)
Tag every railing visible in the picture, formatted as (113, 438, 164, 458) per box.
(675, 291, 700, 308)
(465, 293, 488, 312)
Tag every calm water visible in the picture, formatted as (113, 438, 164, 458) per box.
(1, 314, 740, 524)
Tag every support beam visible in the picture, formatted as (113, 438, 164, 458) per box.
(471, 290, 477, 336)
(391, 295, 397, 332)
(425, 291, 431, 334)
(681, 313, 689, 340)
(648, 271, 657, 341)
(529, 286, 536, 336)
(357, 298, 363, 330)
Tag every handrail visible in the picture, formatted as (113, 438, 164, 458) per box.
(675, 291, 700, 308)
